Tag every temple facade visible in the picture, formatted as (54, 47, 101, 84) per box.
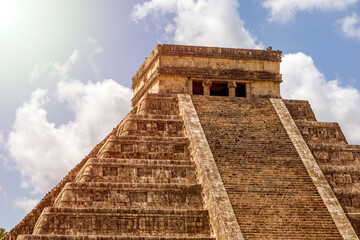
(4, 44, 360, 240)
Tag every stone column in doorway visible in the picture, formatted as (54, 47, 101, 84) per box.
(228, 81, 237, 97)
(202, 79, 212, 96)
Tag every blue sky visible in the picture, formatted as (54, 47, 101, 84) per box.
(1, 0, 360, 230)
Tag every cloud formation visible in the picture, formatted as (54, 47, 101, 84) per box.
(87, 38, 104, 76)
(132, 0, 263, 49)
(281, 52, 360, 144)
(14, 197, 39, 212)
(263, 0, 358, 23)
(29, 50, 80, 83)
(0, 130, 8, 166)
(337, 13, 360, 41)
(7, 51, 132, 194)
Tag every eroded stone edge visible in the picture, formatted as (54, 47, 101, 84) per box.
(270, 98, 358, 240)
(177, 94, 244, 240)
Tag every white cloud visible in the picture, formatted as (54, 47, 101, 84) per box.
(14, 197, 39, 212)
(132, 0, 263, 49)
(7, 50, 132, 194)
(281, 52, 360, 144)
(337, 13, 360, 41)
(0, 130, 9, 167)
(30, 50, 80, 83)
(263, 0, 358, 23)
(87, 38, 103, 76)
(0, 131, 4, 146)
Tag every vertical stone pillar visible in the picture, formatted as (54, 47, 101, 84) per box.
(246, 83, 251, 98)
(188, 78, 193, 95)
(202, 79, 212, 96)
(228, 81, 237, 97)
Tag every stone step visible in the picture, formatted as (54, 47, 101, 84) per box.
(332, 186, 360, 213)
(136, 95, 179, 116)
(311, 145, 360, 165)
(318, 165, 360, 187)
(97, 136, 189, 160)
(295, 120, 347, 145)
(123, 115, 183, 121)
(79, 158, 193, 166)
(18, 236, 215, 240)
(33, 208, 211, 237)
(283, 99, 317, 121)
(118, 116, 184, 137)
(54, 182, 203, 210)
(75, 159, 196, 184)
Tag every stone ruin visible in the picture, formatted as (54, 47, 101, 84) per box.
(3, 44, 360, 239)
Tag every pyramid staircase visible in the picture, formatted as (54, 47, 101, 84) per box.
(18, 93, 213, 240)
(284, 99, 360, 235)
(191, 96, 343, 239)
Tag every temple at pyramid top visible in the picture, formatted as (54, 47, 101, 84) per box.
(132, 44, 282, 106)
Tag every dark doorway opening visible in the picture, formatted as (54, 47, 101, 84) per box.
(210, 82, 228, 96)
(236, 83, 246, 97)
(192, 81, 203, 95)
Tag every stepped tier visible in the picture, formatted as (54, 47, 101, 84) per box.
(136, 94, 179, 116)
(97, 136, 190, 160)
(53, 182, 203, 209)
(284, 99, 360, 236)
(295, 120, 348, 145)
(32, 208, 210, 237)
(19, 236, 214, 240)
(118, 115, 184, 137)
(74, 158, 196, 184)
(310, 145, 360, 165)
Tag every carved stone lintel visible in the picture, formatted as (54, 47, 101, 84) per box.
(202, 79, 212, 87)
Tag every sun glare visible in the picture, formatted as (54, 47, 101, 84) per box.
(0, 0, 17, 27)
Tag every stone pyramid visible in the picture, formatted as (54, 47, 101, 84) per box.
(4, 44, 360, 239)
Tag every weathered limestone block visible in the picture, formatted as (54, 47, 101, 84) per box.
(295, 121, 347, 145)
(118, 117, 184, 137)
(97, 137, 190, 160)
(19, 236, 215, 240)
(136, 94, 179, 115)
(54, 182, 203, 210)
(75, 160, 196, 184)
(33, 208, 211, 237)
(283, 99, 317, 121)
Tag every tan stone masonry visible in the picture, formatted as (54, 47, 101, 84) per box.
(270, 98, 358, 240)
(177, 94, 244, 240)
